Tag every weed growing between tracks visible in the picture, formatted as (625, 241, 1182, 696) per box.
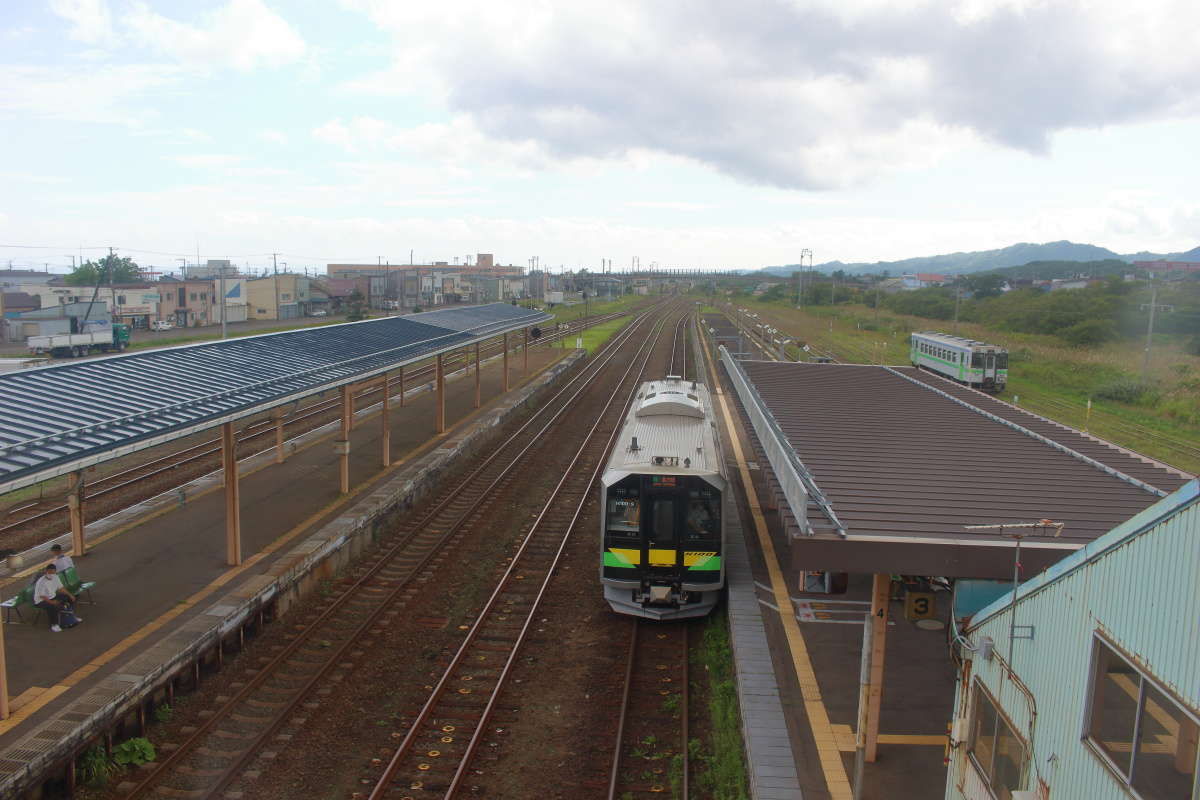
(692, 611, 749, 800)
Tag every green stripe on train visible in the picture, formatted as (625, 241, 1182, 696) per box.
(688, 555, 722, 571)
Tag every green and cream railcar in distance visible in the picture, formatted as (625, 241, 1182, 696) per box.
(600, 377, 726, 620)
(909, 331, 1008, 392)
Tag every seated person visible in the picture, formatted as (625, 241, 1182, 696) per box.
(50, 543, 75, 573)
(33, 563, 81, 633)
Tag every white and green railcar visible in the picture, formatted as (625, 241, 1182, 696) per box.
(909, 331, 1008, 392)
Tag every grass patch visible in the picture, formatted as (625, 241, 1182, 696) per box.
(694, 612, 749, 800)
(579, 317, 633, 353)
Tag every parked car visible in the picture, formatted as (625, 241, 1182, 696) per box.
(311, 310, 329, 317)
(151, 320, 174, 332)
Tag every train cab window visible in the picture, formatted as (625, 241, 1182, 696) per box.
(649, 499, 676, 547)
(606, 488, 640, 538)
(971, 353, 983, 368)
(686, 490, 719, 541)
(996, 353, 1008, 369)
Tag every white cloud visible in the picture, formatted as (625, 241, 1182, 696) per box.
(169, 154, 246, 168)
(125, 0, 306, 71)
(258, 129, 288, 144)
(49, 0, 114, 44)
(340, 0, 1200, 190)
(627, 201, 716, 211)
(0, 64, 181, 125)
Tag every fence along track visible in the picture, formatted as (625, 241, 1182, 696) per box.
(123, 307, 659, 800)
(365, 307, 688, 799)
(607, 620, 690, 800)
(0, 313, 624, 536)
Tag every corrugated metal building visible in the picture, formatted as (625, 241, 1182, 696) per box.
(945, 479, 1200, 800)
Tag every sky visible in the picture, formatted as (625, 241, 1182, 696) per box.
(2, 0, 1199, 274)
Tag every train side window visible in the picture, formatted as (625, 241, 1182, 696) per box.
(649, 499, 675, 547)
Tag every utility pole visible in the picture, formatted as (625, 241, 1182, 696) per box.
(953, 279, 962, 335)
(272, 253, 279, 275)
(874, 278, 882, 324)
(1142, 279, 1167, 379)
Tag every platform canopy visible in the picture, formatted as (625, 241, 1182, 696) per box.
(0, 303, 550, 494)
(723, 355, 1192, 579)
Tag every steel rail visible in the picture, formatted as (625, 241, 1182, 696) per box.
(368, 306, 682, 799)
(123, 307, 657, 800)
(606, 620, 691, 800)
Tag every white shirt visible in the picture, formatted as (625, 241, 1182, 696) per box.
(52, 554, 75, 573)
(33, 573, 64, 605)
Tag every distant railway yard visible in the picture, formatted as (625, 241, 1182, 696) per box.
(0, 294, 1195, 800)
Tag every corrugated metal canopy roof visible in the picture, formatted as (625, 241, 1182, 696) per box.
(736, 360, 1191, 579)
(0, 303, 549, 494)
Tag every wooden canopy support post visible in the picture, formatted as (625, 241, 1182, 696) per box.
(435, 353, 446, 433)
(338, 385, 352, 494)
(523, 327, 529, 375)
(274, 409, 286, 464)
(865, 573, 891, 762)
(381, 371, 391, 467)
(221, 422, 241, 566)
(502, 332, 509, 392)
(67, 469, 86, 557)
(474, 342, 481, 409)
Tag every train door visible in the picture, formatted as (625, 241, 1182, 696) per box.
(983, 353, 997, 388)
(643, 477, 682, 573)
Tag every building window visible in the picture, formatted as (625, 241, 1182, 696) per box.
(190, 292, 197, 301)
(969, 683, 1028, 800)
(200, 293, 207, 301)
(117, 295, 126, 305)
(1086, 637, 1199, 799)
(281, 293, 291, 301)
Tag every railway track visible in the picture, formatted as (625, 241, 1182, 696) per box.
(0, 314, 625, 542)
(607, 620, 691, 799)
(122, 306, 661, 800)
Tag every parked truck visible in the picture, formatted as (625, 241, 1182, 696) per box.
(28, 323, 132, 358)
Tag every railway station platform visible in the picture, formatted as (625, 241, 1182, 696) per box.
(0, 343, 579, 795)
(699, 311, 1191, 799)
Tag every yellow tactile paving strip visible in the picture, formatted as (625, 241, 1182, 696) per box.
(700, 331, 854, 799)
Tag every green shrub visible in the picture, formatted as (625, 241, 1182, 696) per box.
(1186, 335, 1200, 356)
(1162, 397, 1200, 425)
(1094, 378, 1158, 405)
(1060, 319, 1118, 346)
(113, 737, 156, 767)
(154, 703, 173, 723)
(78, 745, 117, 787)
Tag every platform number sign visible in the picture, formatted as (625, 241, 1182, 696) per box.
(904, 590, 935, 621)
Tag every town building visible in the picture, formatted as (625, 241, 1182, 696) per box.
(945, 479, 1199, 800)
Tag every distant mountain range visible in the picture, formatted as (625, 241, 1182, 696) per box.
(760, 240, 1200, 277)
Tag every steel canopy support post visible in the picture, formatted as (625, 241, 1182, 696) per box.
(221, 422, 241, 566)
(502, 332, 509, 392)
(866, 573, 890, 762)
(274, 409, 286, 464)
(381, 371, 391, 467)
(398, 366, 405, 407)
(338, 385, 352, 494)
(436, 353, 446, 433)
(523, 327, 529, 375)
(0, 621, 8, 720)
(474, 342, 481, 408)
(67, 469, 86, 557)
